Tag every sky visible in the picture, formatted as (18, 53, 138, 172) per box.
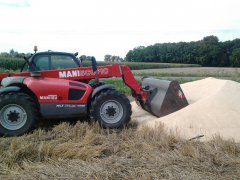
(0, 0, 239, 60)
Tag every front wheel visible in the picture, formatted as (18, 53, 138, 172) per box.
(90, 90, 132, 128)
(0, 93, 39, 136)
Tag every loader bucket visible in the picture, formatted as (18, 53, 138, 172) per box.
(140, 77, 188, 117)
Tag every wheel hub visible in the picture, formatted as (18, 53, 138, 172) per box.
(105, 106, 117, 117)
(100, 100, 123, 124)
(0, 104, 27, 130)
(7, 110, 20, 122)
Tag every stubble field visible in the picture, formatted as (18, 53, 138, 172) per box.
(0, 65, 240, 179)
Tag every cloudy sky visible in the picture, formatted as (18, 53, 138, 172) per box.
(0, 0, 239, 60)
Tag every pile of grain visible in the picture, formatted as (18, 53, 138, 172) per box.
(132, 78, 240, 142)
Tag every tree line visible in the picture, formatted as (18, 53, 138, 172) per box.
(125, 36, 240, 67)
(0, 49, 27, 58)
(2, 36, 240, 67)
(104, 55, 123, 62)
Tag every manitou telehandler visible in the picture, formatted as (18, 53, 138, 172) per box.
(0, 49, 188, 136)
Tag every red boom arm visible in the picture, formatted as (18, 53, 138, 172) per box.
(0, 64, 149, 103)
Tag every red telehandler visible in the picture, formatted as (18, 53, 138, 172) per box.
(0, 50, 188, 136)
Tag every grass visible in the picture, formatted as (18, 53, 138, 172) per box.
(133, 72, 235, 77)
(102, 78, 132, 95)
(0, 56, 200, 71)
(0, 57, 24, 71)
(89, 61, 201, 70)
(0, 68, 14, 73)
(133, 67, 240, 83)
(0, 121, 239, 179)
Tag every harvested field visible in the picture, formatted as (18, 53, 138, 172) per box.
(133, 67, 240, 77)
(0, 121, 240, 179)
(133, 67, 240, 83)
(0, 78, 240, 179)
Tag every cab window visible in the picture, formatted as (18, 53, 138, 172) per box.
(51, 55, 78, 69)
(32, 56, 50, 71)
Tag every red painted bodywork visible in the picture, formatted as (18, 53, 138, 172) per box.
(23, 77, 92, 104)
(0, 64, 148, 103)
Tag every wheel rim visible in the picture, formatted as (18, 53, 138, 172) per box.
(0, 104, 27, 130)
(100, 100, 123, 124)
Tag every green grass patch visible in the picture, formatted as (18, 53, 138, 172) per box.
(0, 68, 15, 73)
(83, 61, 201, 70)
(133, 72, 235, 77)
(101, 78, 132, 95)
(0, 57, 24, 71)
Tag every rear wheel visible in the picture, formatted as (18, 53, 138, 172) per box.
(90, 90, 132, 128)
(0, 93, 38, 136)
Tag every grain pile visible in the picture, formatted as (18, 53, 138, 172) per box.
(132, 78, 240, 142)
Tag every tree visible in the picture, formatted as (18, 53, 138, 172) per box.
(230, 48, 240, 67)
(0, 52, 10, 57)
(104, 55, 123, 62)
(9, 49, 15, 57)
(124, 36, 240, 67)
(104, 55, 112, 62)
(202, 35, 219, 45)
(8, 49, 19, 57)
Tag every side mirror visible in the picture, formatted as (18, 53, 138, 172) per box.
(91, 56, 97, 72)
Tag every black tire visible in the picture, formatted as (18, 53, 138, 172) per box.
(0, 93, 39, 136)
(90, 89, 132, 128)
